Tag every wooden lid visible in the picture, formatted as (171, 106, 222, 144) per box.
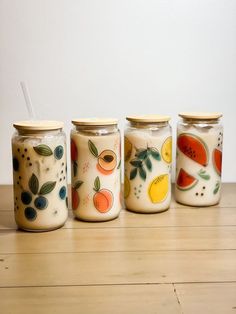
(179, 112, 223, 120)
(72, 118, 118, 126)
(126, 115, 171, 123)
(13, 120, 64, 131)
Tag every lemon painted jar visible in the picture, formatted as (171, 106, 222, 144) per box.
(124, 115, 172, 213)
(175, 112, 223, 206)
(12, 121, 68, 231)
(71, 118, 121, 221)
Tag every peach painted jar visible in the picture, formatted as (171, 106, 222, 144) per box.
(175, 112, 223, 206)
(12, 121, 68, 231)
(124, 115, 172, 213)
(71, 118, 121, 221)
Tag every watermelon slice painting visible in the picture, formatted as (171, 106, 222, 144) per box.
(177, 133, 209, 167)
(176, 168, 198, 191)
(213, 148, 222, 176)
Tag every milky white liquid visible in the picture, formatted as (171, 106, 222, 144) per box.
(12, 132, 68, 231)
(175, 123, 223, 206)
(124, 126, 172, 213)
(71, 129, 121, 221)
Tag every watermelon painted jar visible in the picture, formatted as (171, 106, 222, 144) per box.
(12, 121, 68, 231)
(124, 115, 172, 213)
(175, 112, 223, 206)
(70, 118, 121, 221)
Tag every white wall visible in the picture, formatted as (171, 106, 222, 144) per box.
(0, 0, 236, 184)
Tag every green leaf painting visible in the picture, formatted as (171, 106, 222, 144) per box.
(33, 144, 53, 156)
(145, 156, 152, 171)
(94, 176, 100, 192)
(39, 181, 56, 195)
(139, 166, 146, 181)
(117, 160, 121, 169)
(74, 180, 83, 190)
(129, 146, 161, 181)
(28, 173, 39, 195)
(88, 140, 98, 158)
(213, 181, 220, 194)
(198, 169, 210, 180)
(135, 149, 147, 160)
(130, 167, 138, 180)
(130, 159, 142, 167)
(150, 148, 161, 161)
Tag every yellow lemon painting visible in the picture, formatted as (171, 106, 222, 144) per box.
(148, 174, 169, 203)
(161, 136, 172, 164)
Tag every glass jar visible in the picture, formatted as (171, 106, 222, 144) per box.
(124, 115, 172, 213)
(71, 118, 121, 221)
(12, 121, 68, 231)
(175, 112, 223, 206)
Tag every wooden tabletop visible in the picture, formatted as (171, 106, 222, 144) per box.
(0, 184, 236, 314)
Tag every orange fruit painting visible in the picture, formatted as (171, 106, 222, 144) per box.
(93, 176, 113, 213)
(88, 140, 118, 175)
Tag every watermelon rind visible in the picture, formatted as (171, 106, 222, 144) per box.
(177, 133, 209, 167)
(177, 179, 198, 191)
(176, 168, 199, 191)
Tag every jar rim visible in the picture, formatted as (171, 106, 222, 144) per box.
(126, 114, 171, 123)
(72, 118, 118, 126)
(179, 112, 222, 120)
(13, 120, 64, 131)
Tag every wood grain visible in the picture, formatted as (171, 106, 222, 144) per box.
(1, 250, 236, 287)
(0, 284, 181, 314)
(0, 226, 236, 253)
(0, 183, 235, 313)
(175, 283, 236, 314)
(1, 206, 236, 230)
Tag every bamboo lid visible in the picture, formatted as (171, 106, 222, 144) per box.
(179, 112, 223, 120)
(13, 120, 64, 131)
(72, 118, 118, 126)
(126, 115, 171, 123)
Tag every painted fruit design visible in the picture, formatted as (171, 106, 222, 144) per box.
(72, 180, 83, 210)
(54, 145, 64, 160)
(124, 174, 130, 199)
(161, 136, 172, 164)
(213, 148, 222, 176)
(148, 174, 168, 203)
(18, 173, 57, 221)
(88, 140, 117, 175)
(129, 146, 161, 181)
(13, 143, 67, 222)
(124, 137, 132, 161)
(71, 139, 78, 176)
(177, 133, 208, 167)
(176, 168, 198, 191)
(93, 176, 113, 213)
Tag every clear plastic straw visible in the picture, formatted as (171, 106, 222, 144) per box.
(20, 81, 36, 120)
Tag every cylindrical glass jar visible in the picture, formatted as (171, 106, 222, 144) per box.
(124, 115, 172, 213)
(71, 118, 121, 221)
(175, 112, 223, 206)
(12, 121, 68, 231)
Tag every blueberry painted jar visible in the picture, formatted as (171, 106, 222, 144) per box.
(71, 118, 121, 221)
(12, 121, 68, 231)
(175, 112, 223, 206)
